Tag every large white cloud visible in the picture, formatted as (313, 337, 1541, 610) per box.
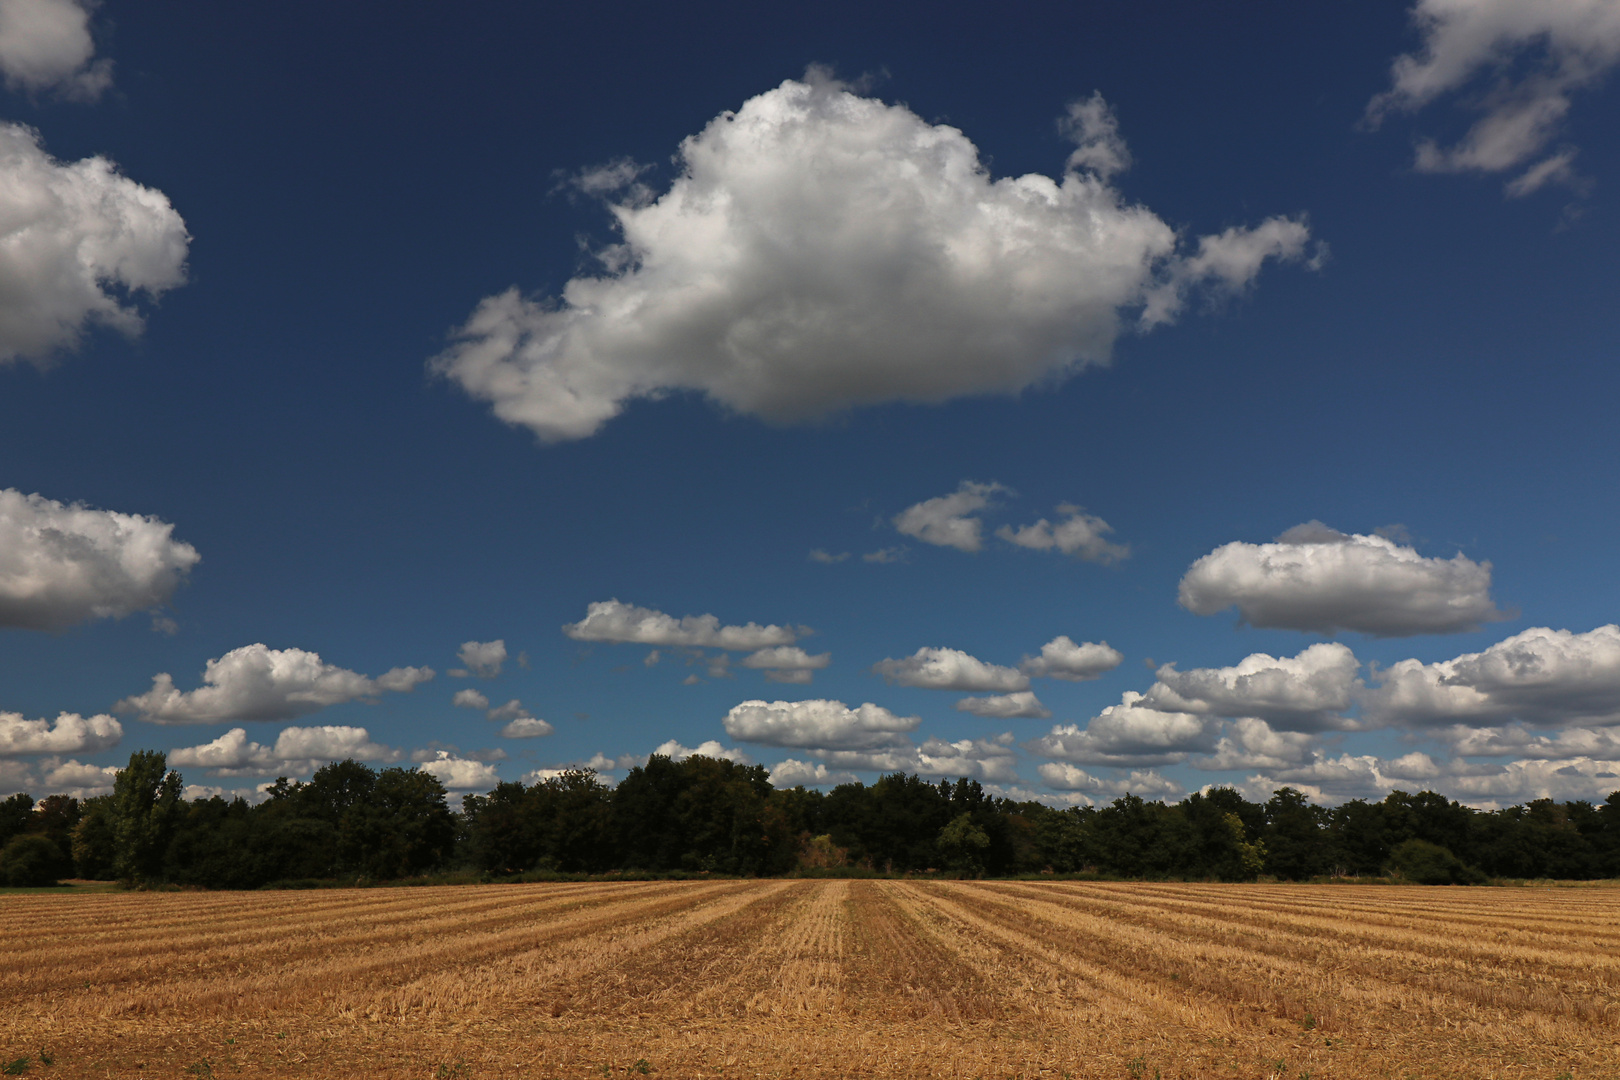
(0, 0, 109, 99)
(0, 489, 200, 631)
(723, 698, 919, 750)
(1026, 691, 1215, 766)
(1018, 636, 1123, 681)
(893, 482, 1007, 553)
(1194, 717, 1318, 771)
(873, 646, 1029, 692)
(0, 710, 119, 756)
(1367, 0, 1620, 196)
(0, 124, 188, 364)
(1442, 724, 1620, 760)
(433, 73, 1314, 442)
(169, 725, 398, 778)
(1143, 642, 1362, 731)
(1363, 625, 1620, 729)
(1178, 522, 1505, 637)
(996, 504, 1129, 564)
(450, 639, 506, 678)
(116, 644, 435, 725)
(563, 598, 799, 650)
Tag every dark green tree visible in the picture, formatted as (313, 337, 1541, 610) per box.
(110, 751, 183, 884)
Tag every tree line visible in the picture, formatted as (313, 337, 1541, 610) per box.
(3, 749, 1619, 888)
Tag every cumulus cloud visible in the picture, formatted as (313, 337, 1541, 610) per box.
(1026, 691, 1215, 766)
(499, 717, 555, 738)
(482, 698, 554, 738)
(415, 750, 500, 790)
(1018, 636, 1123, 682)
(32, 757, 118, 797)
(1367, 0, 1620, 195)
(1143, 642, 1362, 731)
(1363, 624, 1620, 729)
(0, 489, 200, 631)
(1037, 762, 1183, 799)
(808, 549, 849, 564)
(741, 645, 831, 684)
(0, 124, 188, 365)
(1140, 217, 1319, 328)
(915, 734, 1021, 783)
(649, 738, 753, 764)
(996, 504, 1129, 564)
(452, 688, 489, 710)
(1194, 717, 1318, 771)
(0, 0, 109, 99)
(169, 725, 397, 778)
(873, 646, 1029, 692)
(0, 710, 119, 756)
(893, 482, 1007, 552)
(1440, 757, 1620, 807)
(956, 690, 1051, 719)
(1178, 523, 1506, 637)
(564, 598, 799, 651)
(769, 759, 858, 787)
(449, 639, 506, 678)
(723, 698, 919, 750)
(1443, 724, 1620, 760)
(434, 72, 1314, 442)
(115, 644, 434, 725)
(862, 547, 907, 564)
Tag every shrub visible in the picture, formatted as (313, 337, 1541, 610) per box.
(0, 833, 66, 887)
(1386, 838, 1487, 885)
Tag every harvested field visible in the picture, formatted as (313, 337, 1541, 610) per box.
(4, 880, 1618, 1078)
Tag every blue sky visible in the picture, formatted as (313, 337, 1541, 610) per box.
(2, 0, 1618, 808)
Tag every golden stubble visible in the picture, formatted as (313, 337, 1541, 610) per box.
(4, 880, 1617, 1078)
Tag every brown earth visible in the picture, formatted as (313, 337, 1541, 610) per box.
(3, 879, 1617, 1078)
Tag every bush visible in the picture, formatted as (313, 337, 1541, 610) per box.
(0, 833, 66, 887)
(1386, 838, 1487, 885)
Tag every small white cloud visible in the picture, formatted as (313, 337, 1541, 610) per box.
(1037, 762, 1183, 799)
(449, 639, 506, 678)
(649, 739, 753, 765)
(1366, 0, 1620, 195)
(0, 489, 200, 631)
(115, 643, 434, 725)
(643, 649, 661, 667)
(741, 645, 831, 675)
(0, 710, 120, 756)
(893, 481, 1007, 553)
(996, 504, 1129, 564)
(485, 698, 528, 723)
(808, 549, 849, 564)
(415, 750, 500, 790)
(1178, 523, 1506, 636)
(564, 598, 800, 650)
(1362, 624, 1620, 729)
(168, 725, 397, 778)
(769, 759, 858, 787)
(873, 646, 1029, 692)
(915, 734, 1022, 783)
(432, 74, 1312, 443)
(33, 757, 118, 797)
(1143, 642, 1362, 732)
(1140, 217, 1319, 328)
(452, 688, 489, 710)
(1018, 636, 1123, 682)
(723, 698, 919, 750)
(956, 690, 1051, 719)
(1026, 691, 1215, 766)
(0, 0, 110, 99)
(862, 546, 907, 564)
(1061, 92, 1131, 179)
(500, 717, 555, 739)
(0, 125, 188, 365)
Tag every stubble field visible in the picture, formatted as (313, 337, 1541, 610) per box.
(3, 879, 1617, 1079)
